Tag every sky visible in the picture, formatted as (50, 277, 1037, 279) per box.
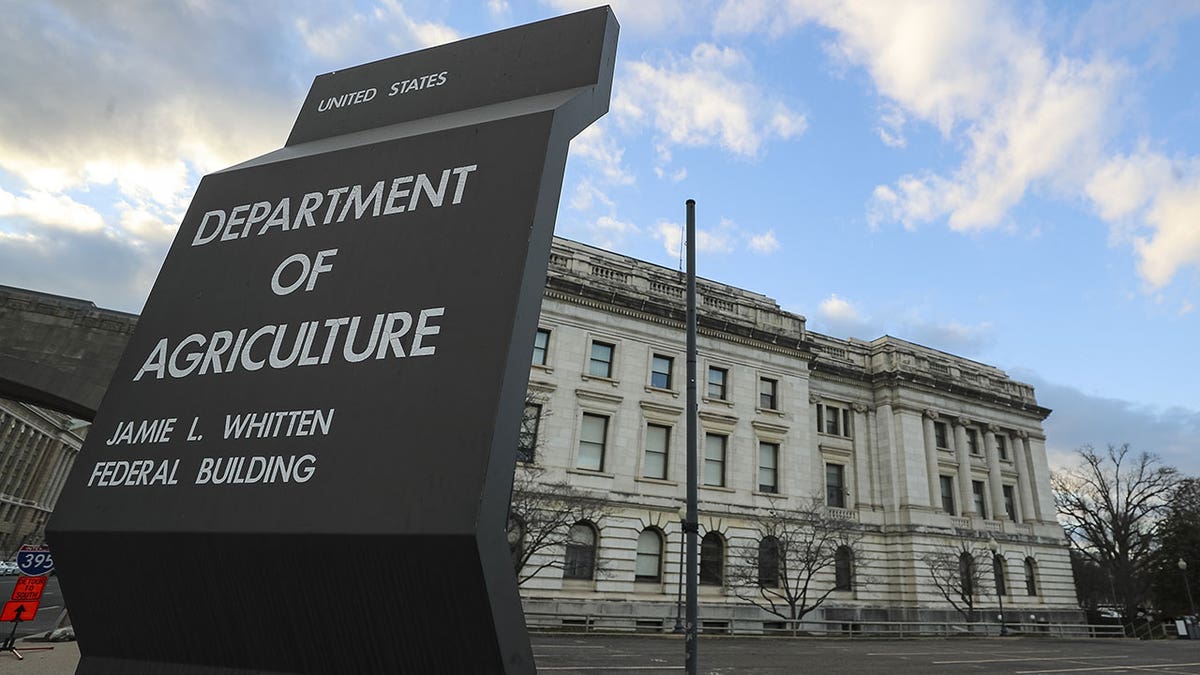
(1, 1, 1198, 475)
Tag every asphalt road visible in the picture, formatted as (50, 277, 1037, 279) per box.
(532, 635, 1200, 674)
(0, 574, 67, 639)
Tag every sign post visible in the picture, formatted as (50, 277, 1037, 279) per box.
(47, 8, 617, 674)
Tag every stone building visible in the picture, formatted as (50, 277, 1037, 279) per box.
(516, 237, 1079, 631)
(0, 398, 84, 557)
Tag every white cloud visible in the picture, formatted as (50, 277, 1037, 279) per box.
(615, 43, 806, 161)
(0, 189, 104, 234)
(296, 1, 459, 62)
(487, 0, 511, 18)
(543, 0, 699, 34)
(747, 230, 780, 254)
(819, 293, 861, 322)
(570, 124, 634, 185)
(717, 0, 1200, 288)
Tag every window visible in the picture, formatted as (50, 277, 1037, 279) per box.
(834, 546, 854, 591)
(995, 434, 1008, 460)
(817, 403, 852, 438)
(1024, 557, 1038, 596)
(966, 428, 980, 455)
(588, 341, 614, 378)
(758, 537, 781, 587)
(635, 529, 663, 582)
(934, 421, 950, 449)
(826, 463, 846, 508)
(1003, 485, 1017, 521)
(758, 442, 779, 493)
(759, 377, 778, 410)
(563, 522, 597, 580)
(577, 414, 608, 471)
(940, 475, 956, 514)
(972, 480, 988, 519)
(517, 403, 541, 463)
(707, 366, 728, 400)
(960, 552, 976, 596)
(643, 424, 669, 480)
(532, 328, 550, 366)
(650, 354, 673, 389)
(700, 532, 724, 585)
(507, 515, 525, 571)
(993, 554, 1008, 596)
(703, 433, 727, 487)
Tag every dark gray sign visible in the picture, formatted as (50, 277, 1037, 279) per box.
(47, 8, 617, 674)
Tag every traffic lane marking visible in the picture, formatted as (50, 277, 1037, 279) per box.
(935, 656, 1132, 665)
(1016, 663, 1200, 674)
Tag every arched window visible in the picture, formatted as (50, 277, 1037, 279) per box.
(635, 529, 663, 582)
(507, 514, 525, 572)
(993, 553, 1008, 596)
(758, 536, 781, 587)
(563, 522, 597, 580)
(1024, 557, 1038, 596)
(959, 552, 976, 597)
(699, 532, 725, 586)
(834, 546, 854, 591)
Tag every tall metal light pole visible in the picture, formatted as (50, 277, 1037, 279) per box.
(1179, 559, 1196, 616)
(684, 199, 699, 675)
(673, 504, 687, 633)
(988, 536, 1008, 636)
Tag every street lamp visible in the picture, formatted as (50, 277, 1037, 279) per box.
(1179, 559, 1196, 617)
(988, 535, 1008, 636)
(674, 504, 688, 633)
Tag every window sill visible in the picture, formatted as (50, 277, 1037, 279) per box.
(817, 432, 854, 441)
(581, 374, 620, 387)
(756, 407, 784, 417)
(700, 484, 735, 494)
(702, 397, 734, 408)
(636, 476, 678, 487)
(568, 468, 615, 479)
(753, 490, 785, 499)
(531, 363, 554, 374)
(633, 581, 664, 593)
(644, 385, 680, 398)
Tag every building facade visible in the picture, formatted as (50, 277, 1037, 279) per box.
(0, 398, 83, 557)
(517, 237, 1080, 631)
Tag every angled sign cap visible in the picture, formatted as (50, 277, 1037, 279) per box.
(48, 7, 617, 674)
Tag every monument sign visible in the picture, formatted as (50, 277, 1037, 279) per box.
(47, 8, 618, 673)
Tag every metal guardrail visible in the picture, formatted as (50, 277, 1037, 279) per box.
(523, 612, 1129, 639)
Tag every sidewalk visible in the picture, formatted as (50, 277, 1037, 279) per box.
(3, 638, 79, 674)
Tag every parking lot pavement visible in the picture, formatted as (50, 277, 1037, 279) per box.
(5, 635, 1197, 673)
(531, 635, 1200, 674)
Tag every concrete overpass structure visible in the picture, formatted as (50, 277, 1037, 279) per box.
(0, 286, 136, 421)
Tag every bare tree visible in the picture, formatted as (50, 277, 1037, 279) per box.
(727, 497, 866, 623)
(506, 392, 611, 585)
(507, 464, 610, 585)
(1052, 444, 1178, 619)
(923, 535, 991, 624)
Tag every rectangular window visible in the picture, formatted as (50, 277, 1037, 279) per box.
(967, 429, 981, 455)
(532, 328, 550, 366)
(759, 377, 778, 410)
(517, 403, 541, 463)
(1003, 485, 1017, 521)
(934, 421, 949, 450)
(650, 354, 673, 389)
(589, 341, 615, 378)
(758, 442, 779, 493)
(940, 475, 956, 514)
(707, 366, 728, 400)
(703, 433, 726, 487)
(996, 434, 1008, 460)
(972, 480, 988, 519)
(817, 403, 853, 438)
(826, 463, 846, 508)
(643, 424, 670, 480)
(578, 413, 608, 471)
